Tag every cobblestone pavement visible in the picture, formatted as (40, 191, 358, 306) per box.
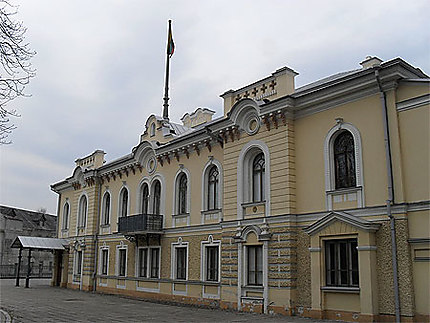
(0, 279, 331, 323)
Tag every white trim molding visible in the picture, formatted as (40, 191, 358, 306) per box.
(324, 121, 365, 210)
(237, 140, 271, 219)
(171, 237, 189, 281)
(201, 158, 223, 224)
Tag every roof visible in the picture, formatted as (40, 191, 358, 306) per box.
(295, 69, 361, 93)
(10, 236, 68, 250)
(0, 205, 57, 232)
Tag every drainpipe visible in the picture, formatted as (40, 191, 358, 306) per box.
(375, 68, 401, 323)
(92, 176, 102, 292)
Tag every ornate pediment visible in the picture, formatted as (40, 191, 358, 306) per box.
(304, 211, 380, 236)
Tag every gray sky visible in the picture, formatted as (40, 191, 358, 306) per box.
(1, 0, 429, 215)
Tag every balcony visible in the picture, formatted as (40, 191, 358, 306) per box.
(118, 214, 163, 235)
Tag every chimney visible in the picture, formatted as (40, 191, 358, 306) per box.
(360, 56, 383, 69)
(181, 108, 215, 128)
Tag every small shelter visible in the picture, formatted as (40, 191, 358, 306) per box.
(10, 236, 68, 288)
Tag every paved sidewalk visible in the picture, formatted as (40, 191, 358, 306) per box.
(0, 279, 330, 323)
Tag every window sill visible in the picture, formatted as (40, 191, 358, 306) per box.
(326, 186, 362, 194)
(201, 209, 221, 215)
(61, 228, 69, 233)
(172, 213, 190, 217)
(241, 201, 266, 208)
(321, 286, 360, 293)
(100, 224, 110, 228)
(243, 285, 263, 290)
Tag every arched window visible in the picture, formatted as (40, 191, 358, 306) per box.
(152, 180, 161, 215)
(78, 195, 87, 228)
(178, 173, 187, 214)
(102, 192, 111, 225)
(207, 166, 219, 210)
(141, 183, 149, 214)
(334, 131, 356, 189)
(119, 188, 128, 218)
(62, 202, 69, 230)
(252, 152, 265, 202)
(150, 123, 156, 137)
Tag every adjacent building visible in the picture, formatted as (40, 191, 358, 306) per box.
(51, 56, 429, 322)
(0, 205, 57, 276)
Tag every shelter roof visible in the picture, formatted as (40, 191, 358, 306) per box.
(10, 236, 68, 250)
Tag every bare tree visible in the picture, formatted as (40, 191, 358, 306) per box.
(0, 0, 35, 144)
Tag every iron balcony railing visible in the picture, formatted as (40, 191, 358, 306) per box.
(118, 214, 163, 234)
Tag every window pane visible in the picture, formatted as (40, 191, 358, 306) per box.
(104, 194, 110, 225)
(176, 247, 186, 280)
(119, 249, 126, 276)
(121, 190, 128, 217)
(102, 250, 108, 275)
(142, 184, 149, 214)
(334, 132, 356, 189)
(325, 239, 359, 287)
(139, 249, 148, 277)
(150, 248, 159, 278)
(247, 246, 262, 286)
(178, 174, 187, 214)
(153, 181, 161, 215)
(206, 246, 218, 281)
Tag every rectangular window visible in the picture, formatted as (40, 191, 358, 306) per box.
(176, 247, 187, 280)
(150, 248, 160, 278)
(76, 251, 82, 275)
(325, 239, 358, 287)
(206, 246, 219, 281)
(138, 248, 148, 277)
(247, 246, 263, 286)
(118, 249, 127, 277)
(101, 249, 108, 275)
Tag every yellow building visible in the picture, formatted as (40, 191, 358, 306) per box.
(51, 56, 429, 322)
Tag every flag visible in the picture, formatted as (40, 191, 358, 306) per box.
(167, 20, 175, 57)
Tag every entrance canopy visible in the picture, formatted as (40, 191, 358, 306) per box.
(11, 236, 68, 250)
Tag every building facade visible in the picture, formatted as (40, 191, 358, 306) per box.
(0, 205, 57, 277)
(51, 56, 429, 322)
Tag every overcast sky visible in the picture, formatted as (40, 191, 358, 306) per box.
(1, 0, 429, 215)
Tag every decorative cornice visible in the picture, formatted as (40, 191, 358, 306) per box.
(396, 94, 430, 112)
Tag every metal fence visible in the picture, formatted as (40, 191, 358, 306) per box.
(0, 264, 53, 278)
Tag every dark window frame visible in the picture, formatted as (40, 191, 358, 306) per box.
(334, 131, 356, 189)
(118, 249, 127, 277)
(325, 239, 359, 287)
(207, 166, 219, 210)
(178, 173, 187, 215)
(206, 246, 219, 282)
(175, 247, 187, 280)
(101, 249, 108, 275)
(103, 193, 110, 225)
(252, 153, 265, 202)
(152, 180, 161, 215)
(247, 245, 263, 286)
(141, 184, 149, 214)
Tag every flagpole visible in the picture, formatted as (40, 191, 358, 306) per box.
(162, 20, 172, 121)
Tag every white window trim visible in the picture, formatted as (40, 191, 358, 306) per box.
(76, 192, 89, 233)
(171, 238, 189, 281)
(99, 246, 110, 278)
(237, 140, 271, 219)
(324, 122, 365, 210)
(62, 200, 70, 231)
(118, 185, 130, 219)
(200, 235, 221, 283)
(116, 243, 128, 277)
(135, 246, 161, 279)
(172, 168, 191, 216)
(101, 190, 111, 226)
(73, 250, 84, 284)
(201, 159, 223, 212)
(137, 178, 150, 213)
